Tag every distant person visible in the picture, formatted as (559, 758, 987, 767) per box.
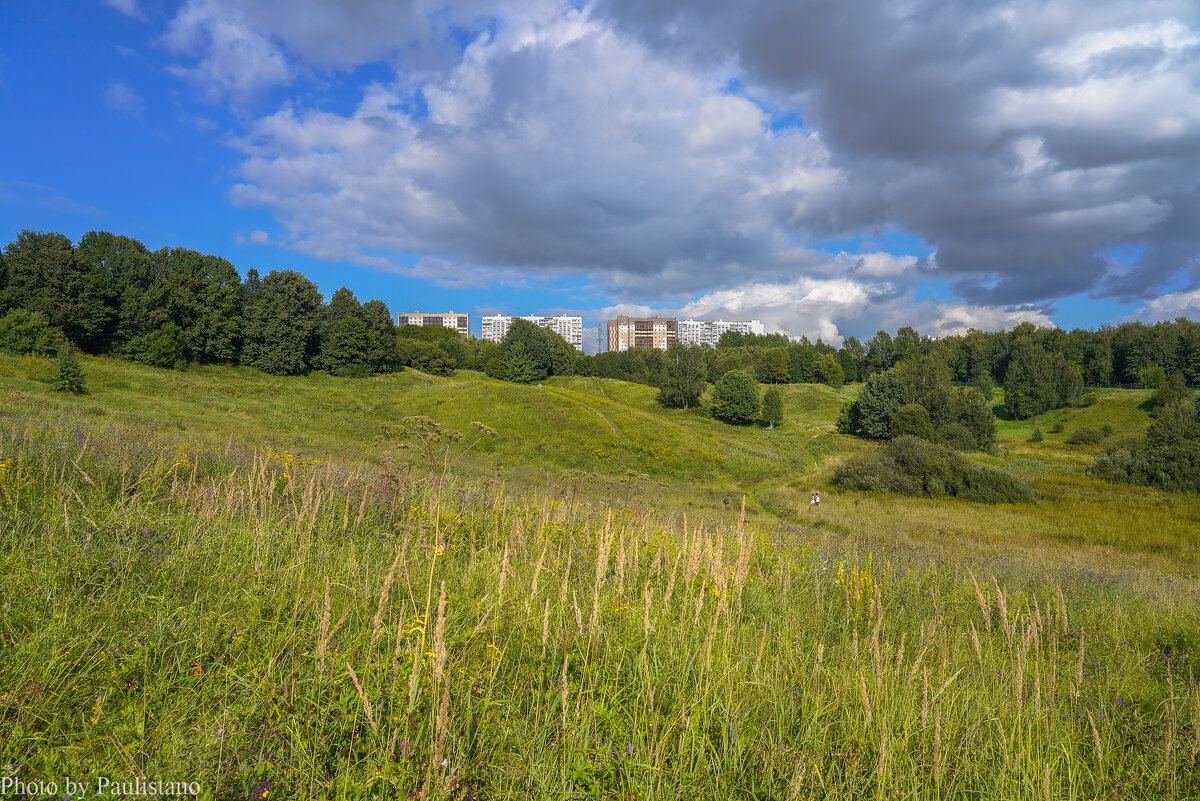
(809, 493, 817, 507)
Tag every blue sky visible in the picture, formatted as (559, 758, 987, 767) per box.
(2, 0, 1198, 350)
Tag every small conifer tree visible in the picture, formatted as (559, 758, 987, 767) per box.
(1029, 424, 1044, 442)
(53, 344, 86, 394)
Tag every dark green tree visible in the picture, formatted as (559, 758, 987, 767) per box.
(761, 386, 784, 427)
(658, 342, 707, 410)
(361, 299, 396, 372)
(325, 315, 371, 376)
(52, 344, 86, 394)
(756, 347, 789, 384)
(812, 352, 845, 387)
(242, 270, 324, 375)
(710, 370, 760, 425)
(844, 370, 909, 438)
(1, 230, 109, 348)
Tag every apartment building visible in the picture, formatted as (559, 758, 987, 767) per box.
(678, 319, 765, 347)
(606, 316, 678, 352)
(397, 311, 470, 337)
(480, 314, 585, 351)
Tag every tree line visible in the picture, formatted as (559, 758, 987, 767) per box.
(2, 229, 1198, 407)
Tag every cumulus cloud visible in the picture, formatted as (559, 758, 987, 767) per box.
(157, 0, 1200, 333)
(163, 0, 293, 102)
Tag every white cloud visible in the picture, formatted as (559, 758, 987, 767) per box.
(1140, 289, 1200, 321)
(163, 0, 292, 102)
(104, 0, 144, 20)
(234, 229, 273, 245)
(104, 82, 143, 114)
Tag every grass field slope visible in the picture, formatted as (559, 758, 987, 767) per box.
(1, 354, 1199, 799)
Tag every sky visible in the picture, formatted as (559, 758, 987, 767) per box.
(1, 0, 1198, 352)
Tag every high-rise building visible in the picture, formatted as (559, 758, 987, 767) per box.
(480, 314, 585, 351)
(606, 316, 677, 352)
(678, 319, 765, 347)
(397, 311, 471, 337)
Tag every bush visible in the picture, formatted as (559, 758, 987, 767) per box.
(891, 403, 933, 440)
(0, 309, 62, 355)
(710, 370, 760, 425)
(833, 436, 1034, 503)
(1029, 425, 1044, 443)
(1067, 427, 1104, 446)
(1049, 421, 1065, 433)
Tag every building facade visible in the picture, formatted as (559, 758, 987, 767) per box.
(480, 314, 585, 351)
(677, 319, 765, 347)
(606, 316, 678, 352)
(397, 311, 470, 337)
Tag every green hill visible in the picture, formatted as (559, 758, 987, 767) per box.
(3, 353, 1200, 799)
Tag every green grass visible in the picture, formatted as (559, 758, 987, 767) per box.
(2, 357, 1200, 799)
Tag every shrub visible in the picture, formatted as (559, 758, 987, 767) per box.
(1029, 425, 1044, 442)
(1049, 421, 1065, 433)
(833, 436, 1034, 503)
(1067, 427, 1104, 446)
(710, 370, 760, 425)
(0, 309, 62, 355)
(891, 403, 933, 440)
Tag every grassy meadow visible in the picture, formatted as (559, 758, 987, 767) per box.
(1, 354, 1199, 799)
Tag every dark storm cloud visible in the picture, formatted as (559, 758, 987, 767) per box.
(597, 0, 1200, 304)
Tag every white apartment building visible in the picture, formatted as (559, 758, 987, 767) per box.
(678, 319, 765, 347)
(480, 314, 584, 351)
(397, 311, 470, 337)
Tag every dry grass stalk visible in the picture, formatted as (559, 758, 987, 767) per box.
(432, 581, 447, 684)
(663, 549, 681, 610)
(573, 590, 583, 634)
(908, 647, 927, 684)
(643, 583, 654, 638)
(859, 672, 873, 725)
(813, 567, 821, 608)
(921, 666, 929, 729)
(590, 514, 614, 632)
(1049, 635, 1058, 703)
(969, 623, 983, 665)
(893, 633, 906, 682)
(498, 541, 510, 600)
(1057, 585, 1068, 635)
(692, 582, 706, 624)
(372, 547, 404, 646)
(1074, 632, 1085, 698)
(1087, 710, 1102, 760)
(616, 531, 626, 596)
(1042, 765, 1051, 801)
(753, 623, 768, 678)
(529, 545, 547, 603)
(967, 567, 991, 630)
(317, 577, 350, 673)
(432, 678, 450, 774)
(346, 662, 378, 736)
(686, 523, 703, 584)
(559, 551, 572, 610)
(787, 763, 808, 801)
(991, 576, 1011, 642)
(560, 655, 570, 737)
(933, 711, 942, 778)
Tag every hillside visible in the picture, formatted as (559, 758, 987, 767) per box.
(2, 354, 1197, 586)
(3, 354, 1200, 799)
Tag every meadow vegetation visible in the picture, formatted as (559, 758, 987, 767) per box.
(2, 355, 1200, 799)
